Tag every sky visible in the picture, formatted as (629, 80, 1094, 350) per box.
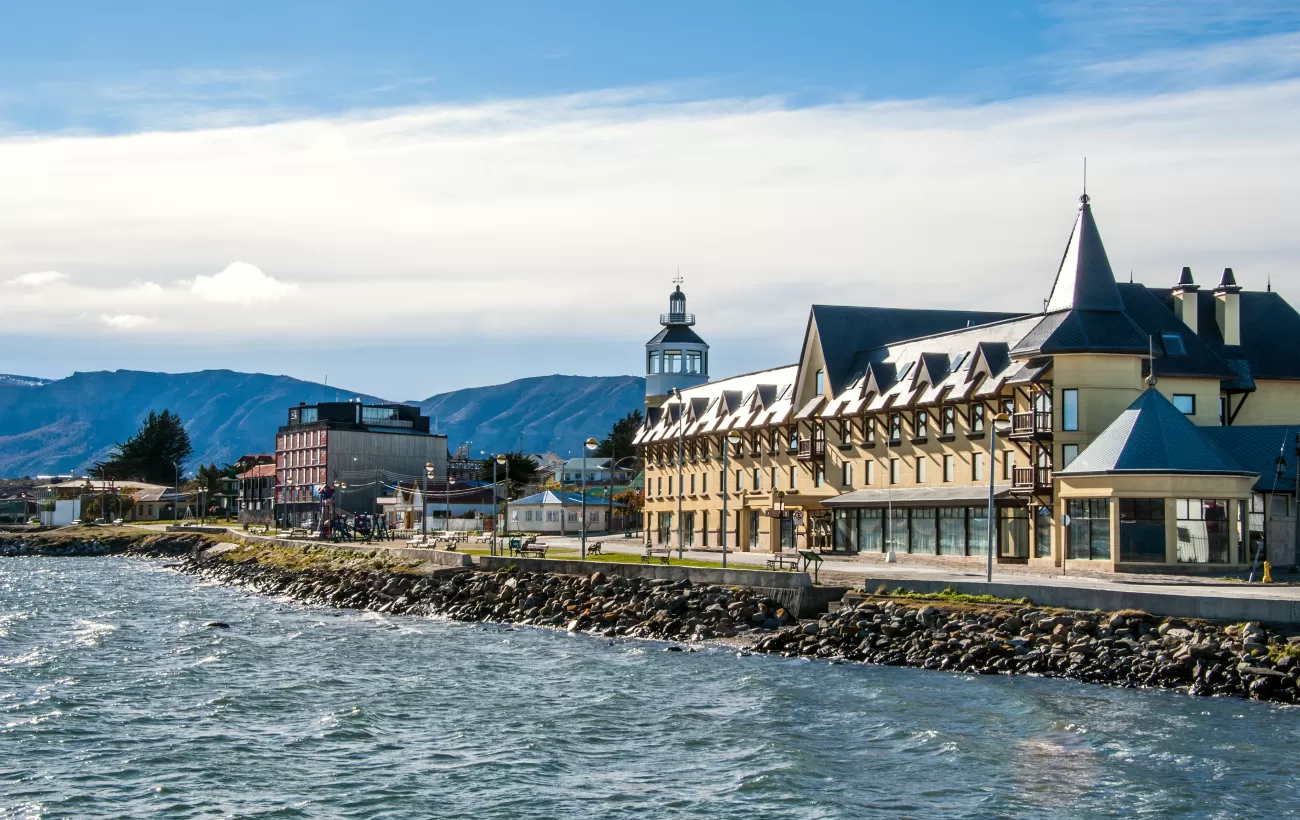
(3, 1, 1300, 400)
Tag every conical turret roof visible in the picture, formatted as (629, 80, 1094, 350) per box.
(1045, 195, 1125, 313)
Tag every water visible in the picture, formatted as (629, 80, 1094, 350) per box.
(1, 559, 1298, 819)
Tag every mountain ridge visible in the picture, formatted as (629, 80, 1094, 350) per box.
(0, 369, 645, 477)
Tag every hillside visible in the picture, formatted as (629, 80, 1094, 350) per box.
(0, 370, 645, 477)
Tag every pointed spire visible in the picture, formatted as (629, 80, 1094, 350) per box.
(1045, 195, 1125, 313)
(1216, 267, 1241, 293)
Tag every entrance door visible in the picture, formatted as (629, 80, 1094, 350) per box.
(682, 511, 695, 547)
(780, 515, 795, 551)
(749, 510, 761, 550)
(657, 511, 672, 545)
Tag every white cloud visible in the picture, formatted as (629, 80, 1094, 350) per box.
(99, 314, 157, 330)
(187, 261, 297, 305)
(5, 270, 68, 287)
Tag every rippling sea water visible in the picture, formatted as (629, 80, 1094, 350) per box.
(2, 558, 1299, 819)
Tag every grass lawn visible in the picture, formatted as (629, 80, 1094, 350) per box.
(448, 546, 791, 572)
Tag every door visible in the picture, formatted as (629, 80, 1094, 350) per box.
(749, 509, 761, 550)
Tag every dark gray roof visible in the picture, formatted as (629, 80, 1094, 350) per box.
(1191, 289, 1300, 381)
(647, 325, 707, 346)
(1044, 197, 1126, 313)
(1217, 267, 1240, 290)
(1058, 389, 1254, 477)
(1011, 309, 1149, 356)
(1202, 426, 1300, 494)
(824, 485, 1015, 508)
(1117, 284, 1236, 379)
(810, 305, 1024, 395)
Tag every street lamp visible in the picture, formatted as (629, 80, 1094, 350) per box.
(723, 430, 742, 568)
(493, 453, 507, 556)
(987, 412, 1013, 583)
(773, 490, 786, 553)
(581, 437, 598, 560)
(673, 387, 685, 559)
(422, 462, 434, 543)
(445, 476, 456, 535)
(285, 476, 295, 528)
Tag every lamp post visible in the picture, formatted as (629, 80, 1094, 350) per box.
(673, 387, 685, 559)
(445, 476, 456, 534)
(422, 462, 434, 543)
(581, 437, 597, 559)
(493, 453, 507, 556)
(987, 412, 1012, 583)
(285, 476, 295, 528)
(723, 431, 742, 567)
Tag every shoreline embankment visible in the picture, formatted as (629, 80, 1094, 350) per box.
(3, 527, 1299, 705)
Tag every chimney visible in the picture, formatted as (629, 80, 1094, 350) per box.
(1214, 267, 1242, 346)
(1171, 266, 1199, 334)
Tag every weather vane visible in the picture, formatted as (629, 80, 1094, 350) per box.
(672, 272, 684, 287)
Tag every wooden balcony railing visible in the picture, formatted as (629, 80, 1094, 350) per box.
(1012, 466, 1053, 492)
(797, 439, 826, 461)
(1011, 411, 1053, 438)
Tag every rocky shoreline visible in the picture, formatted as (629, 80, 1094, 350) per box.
(4, 531, 1299, 704)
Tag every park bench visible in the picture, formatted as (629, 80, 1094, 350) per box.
(247, 525, 269, 535)
(519, 543, 548, 558)
(641, 546, 671, 564)
(797, 549, 824, 583)
(766, 552, 799, 571)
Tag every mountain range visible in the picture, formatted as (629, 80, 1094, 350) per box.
(0, 370, 645, 477)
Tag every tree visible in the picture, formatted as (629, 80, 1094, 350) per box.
(594, 409, 644, 472)
(97, 410, 193, 485)
(476, 451, 541, 498)
(613, 488, 644, 519)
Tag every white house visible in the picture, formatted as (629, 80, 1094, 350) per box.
(507, 490, 625, 534)
(551, 458, 635, 485)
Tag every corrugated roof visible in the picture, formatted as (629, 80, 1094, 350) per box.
(509, 490, 625, 507)
(1058, 389, 1254, 477)
(824, 485, 1015, 508)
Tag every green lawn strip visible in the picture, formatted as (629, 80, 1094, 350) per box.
(878, 585, 1033, 606)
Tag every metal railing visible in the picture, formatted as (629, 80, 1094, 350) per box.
(797, 439, 826, 461)
(659, 312, 696, 325)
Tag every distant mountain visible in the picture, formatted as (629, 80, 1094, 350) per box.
(420, 374, 646, 458)
(0, 369, 645, 477)
(0, 374, 53, 388)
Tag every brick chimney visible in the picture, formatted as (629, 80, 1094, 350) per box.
(1214, 267, 1242, 346)
(1171, 266, 1199, 334)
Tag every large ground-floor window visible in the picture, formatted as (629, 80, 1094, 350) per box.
(833, 506, 1001, 556)
(1067, 499, 1111, 560)
(1119, 498, 1165, 562)
(1034, 506, 1053, 558)
(909, 508, 938, 555)
(657, 511, 672, 545)
(1176, 499, 1229, 563)
(682, 511, 695, 547)
(999, 507, 1030, 558)
(750, 509, 761, 550)
(938, 507, 965, 555)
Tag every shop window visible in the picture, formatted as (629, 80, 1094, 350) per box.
(1176, 499, 1229, 563)
(1034, 506, 1053, 558)
(857, 508, 883, 552)
(1119, 498, 1165, 562)
(910, 508, 937, 555)
(938, 508, 965, 555)
(887, 508, 909, 553)
(1067, 498, 1111, 560)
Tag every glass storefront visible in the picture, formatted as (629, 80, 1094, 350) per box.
(999, 507, 1030, 558)
(910, 508, 937, 555)
(1176, 499, 1229, 563)
(938, 508, 965, 555)
(1118, 498, 1165, 562)
(1066, 499, 1110, 560)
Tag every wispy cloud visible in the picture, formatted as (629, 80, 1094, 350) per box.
(4, 270, 68, 287)
(99, 314, 157, 330)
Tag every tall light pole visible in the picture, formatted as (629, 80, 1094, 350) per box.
(723, 431, 742, 567)
(581, 437, 597, 559)
(445, 476, 456, 533)
(987, 412, 1012, 583)
(493, 453, 507, 555)
(673, 387, 685, 559)
(422, 462, 433, 543)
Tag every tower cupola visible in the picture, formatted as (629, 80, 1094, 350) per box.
(645, 280, 709, 408)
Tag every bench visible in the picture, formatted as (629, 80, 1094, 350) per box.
(247, 525, 269, 535)
(641, 546, 671, 564)
(798, 549, 824, 583)
(519, 544, 548, 558)
(766, 552, 799, 571)
(588, 541, 603, 555)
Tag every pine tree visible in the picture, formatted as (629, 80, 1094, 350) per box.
(98, 410, 194, 485)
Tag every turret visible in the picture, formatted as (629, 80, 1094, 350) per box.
(645, 283, 709, 409)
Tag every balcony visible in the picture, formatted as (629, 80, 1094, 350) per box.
(659, 312, 696, 326)
(796, 439, 826, 462)
(1012, 466, 1053, 494)
(1010, 411, 1053, 440)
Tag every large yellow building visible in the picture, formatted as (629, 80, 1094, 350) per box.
(636, 194, 1300, 571)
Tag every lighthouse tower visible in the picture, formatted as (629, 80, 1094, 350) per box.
(645, 281, 709, 409)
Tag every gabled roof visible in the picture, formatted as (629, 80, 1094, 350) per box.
(510, 490, 625, 507)
(239, 463, 276, 479)
(809, 304, 1024, 396)
(1058, 389, 1253, 477)
(1044, 196, 1125, 313)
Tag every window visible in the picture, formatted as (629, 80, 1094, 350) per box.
(719, 470, 726, 493)
(915, 457, 927, 483)
(1003, 452, 1014, 481)
(736, 470, 744, 492)
(770, 466, 777, 488)
(1119, 498, 1166, 562)
(941, 406, 956, 436)
(689, 474, 695, 494)
(524, 510, 533, 521)
(841, 419, 853, 446)
(889, 413, 902, 444)
(685, 350, 703, 374)
(814, 465, 825, 487)
(842, 461, 853, 487)
(815, 369, 825, 395)
(1176, 499, 1229, 563)
(788, 426, 799, 452)
(863, 417, 876, 444)
(648, 351, 661, 374)
(865, 460, 875, 485)
(1220, 397, 1227, 426)
(938, 508, 965, 555)
(790, 466, 798, 490)
(753, 468, 761, 489)
(663, 350, 682, 373)
(910, 508, 937, 555)
(1062, 444, 1079, 468)
(1062, 389, 1079, 431)
(1161, 332, 1187, 357)
(889, 458, 900, 485)
(914, 410, 928, 440)
(1274, 495, 1291, 518)
(943, 455, 954, 483)
(668, 476, 673, 496)
(1067, 498, 1111, 560)
(657, 477, 662, 496)
(1172, 394, 1196, 415)
(701, 473, 708, 494)
(971, 403, 985, 433)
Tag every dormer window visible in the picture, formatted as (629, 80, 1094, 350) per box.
(1161, 332, 1186, 357)
(815, 370, 825, 395)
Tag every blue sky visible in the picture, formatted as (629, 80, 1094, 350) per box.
(3, 1, 1300, 398)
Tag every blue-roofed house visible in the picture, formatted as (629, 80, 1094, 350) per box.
(506, 490, 626, 535)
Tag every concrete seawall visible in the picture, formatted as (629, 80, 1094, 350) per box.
(866, 577, 1300, 625)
